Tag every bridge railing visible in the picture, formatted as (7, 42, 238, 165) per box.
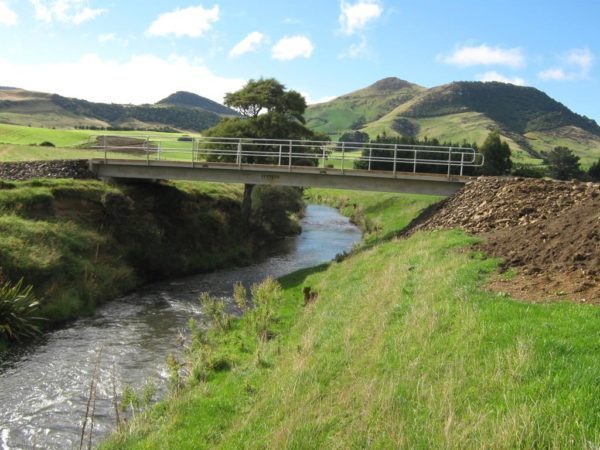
(88, 135, 484, 177)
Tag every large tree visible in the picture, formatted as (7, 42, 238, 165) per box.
(203, 78, 324, 227)
(479, 131, 512, 176)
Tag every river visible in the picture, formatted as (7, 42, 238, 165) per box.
(0, 205, 361, 449)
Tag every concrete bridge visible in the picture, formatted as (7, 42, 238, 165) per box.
(88, 136, 484, 196)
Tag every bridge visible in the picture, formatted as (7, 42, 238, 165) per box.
(88, 136, 484, 196)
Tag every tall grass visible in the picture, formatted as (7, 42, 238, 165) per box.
(0, 278, 42, 341)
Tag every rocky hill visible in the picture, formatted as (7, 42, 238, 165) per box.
(306, 78, 600, 166)
(408, 177, 600, 303)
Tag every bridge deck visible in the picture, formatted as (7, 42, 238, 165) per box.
(90, 158, 471, 196)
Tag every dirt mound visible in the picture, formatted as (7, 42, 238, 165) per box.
(413, 177, 600, 303)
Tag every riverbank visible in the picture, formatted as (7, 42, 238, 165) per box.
(0, 179, 302, 346)
(103, 187, 600, 449)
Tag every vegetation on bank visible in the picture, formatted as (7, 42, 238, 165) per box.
(0, 179, 303, 347)
(101, 188, 600, 448)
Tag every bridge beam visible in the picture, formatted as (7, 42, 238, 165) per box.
(90, 160, 466, 196)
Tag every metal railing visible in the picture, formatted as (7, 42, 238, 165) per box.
(88, 135, 484, 177)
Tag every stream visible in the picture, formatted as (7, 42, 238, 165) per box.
(0, 205, 361, 449)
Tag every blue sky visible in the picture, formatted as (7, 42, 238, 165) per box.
(0, 0, 598, 121)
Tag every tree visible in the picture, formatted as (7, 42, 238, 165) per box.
(588, 158, 600, 181)
(543, 146, 583, 180)
(339, 131, 370, 143)
(479, 131, 512, 176)
(204, 79, 323, 227)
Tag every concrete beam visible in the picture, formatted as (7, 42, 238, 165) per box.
(90, 160, 466, 196)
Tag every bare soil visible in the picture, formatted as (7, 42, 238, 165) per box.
(410, 177, 600, 303)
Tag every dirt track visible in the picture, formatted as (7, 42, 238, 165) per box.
(411, 177, 600, 304)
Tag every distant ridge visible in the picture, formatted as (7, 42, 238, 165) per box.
(157, 91, 239, 117)
(0, 88, 237, 132)
(306, 77, 600, 165)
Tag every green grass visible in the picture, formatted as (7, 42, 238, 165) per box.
(101, 189, 600, 449)
(0, 123, 199, 148)
(0, 144, 99, 161)
(526, 127, 600, 168)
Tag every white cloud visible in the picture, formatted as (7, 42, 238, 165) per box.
(229, 31, 266, 58)
(476, 71, 525, 86)
(97, 32, 116, 43)
(339, 0, 383, 35)
(29, 0, 106, 25)
(305, 94, 335, 105)
(147, 5, 219, 38)
(272, 35, 314, 61)
(439, 44, 525, 68)
(0, 54, 245, 104)
(339, 36, 370, 59)
(538, 47, 594, 81)
(0, 1, 17, 26)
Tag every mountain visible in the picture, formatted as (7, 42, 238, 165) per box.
(158, 91, 239, 117)
(306, 77, 425, 134)
(306, 78, 600, 166)
(0, 89, 233, 132)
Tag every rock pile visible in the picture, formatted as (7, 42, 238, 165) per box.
(0, 160, 96, 181)
(412, 177, 600, 303)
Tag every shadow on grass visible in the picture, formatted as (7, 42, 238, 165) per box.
(278, 263, 331, 290)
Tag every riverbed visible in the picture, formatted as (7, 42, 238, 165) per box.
(0, 205, 361, 449)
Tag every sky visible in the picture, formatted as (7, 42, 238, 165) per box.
(0, 0, 599, 121)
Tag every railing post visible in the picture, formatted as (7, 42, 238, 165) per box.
(368, 145, 372, 171)
(322, 146, 326, 168)
(288, 140, 292, 172)
(146, 137, 150, 166)
(237, 139, 242, 168)
(278, 144, 282, 166)
(413, 148, 417, 173)
(460, 152, 464, 176)
(393, 144, 397, 176)
(447, 147, 452, 177)
(103, 135, 107, 163)
(192, 139, 196, 168)
(341, 142, 345, 174)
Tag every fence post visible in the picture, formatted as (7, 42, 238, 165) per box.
(278, 144, 282, 166)
(368, 146, 372, 171)
(341, 142, 345, 174)
(393, 144, 397, 176)
(237, 139, 242, 168)
(146, 137, 150, 166)
(288, 140, 292, 172)
(447, 147, 452, 177)
(191, 139, 195, 168)
(322, 146, 326, 168)
(103, 135, 107, 163)
(413, 148, 417, 173)
(460, 152, 464, 176)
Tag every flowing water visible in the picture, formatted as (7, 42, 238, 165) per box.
(0, 205, 361, 449)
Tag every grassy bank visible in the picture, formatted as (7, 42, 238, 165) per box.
(102, 189, 600, 448)
(0, 179, 302, 342)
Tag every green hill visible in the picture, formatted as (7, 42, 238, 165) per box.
(158, 91, 239, 117)
(305, 77, 425, 136)
(0, 89, 231, 132)
(307, 78, 600, 166)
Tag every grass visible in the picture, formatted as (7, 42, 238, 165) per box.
(0, 143, 99, 161)
(0, 123, 198, 147)
(101, 188, 600, 448)
(526, 127, 600, 168)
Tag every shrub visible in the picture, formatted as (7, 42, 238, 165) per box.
(589, 159, 600, 181)
(248, 277, 283, 341)
(0, 278, 42, 341)
(542, 146, 583, 180)
(199, 292, 232, 333)
(512, 164, 547, 178)
(39, 141, 55, 147)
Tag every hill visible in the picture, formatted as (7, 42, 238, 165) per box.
(0, 89, 233, 132)
(306, 78, 600, 166)
(158, 91, 239, 116)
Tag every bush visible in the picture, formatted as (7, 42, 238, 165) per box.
(39, 141, 55, 147)
(542, 146, 583, 180)
(248, 277, 282, 341)
(0, 278, 42, 341)
(512, 164, 547, 178)
(588, 159, 600, 181)
(252, 186, 304, 236)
